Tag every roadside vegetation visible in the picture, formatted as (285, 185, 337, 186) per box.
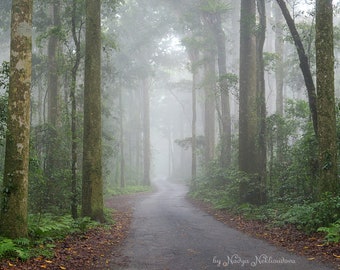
(190, 99, 340, 244)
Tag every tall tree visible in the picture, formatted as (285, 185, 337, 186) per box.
(238, 0, 258, 204)
(274, 2, 284, 116)
(142, 77, 151, 186)
(256, 0, 267, 204)
(45, 0, 61, 207)
(82, 0, 104, 222)
(70, 0, 83, 219)
(203, 47, 216, 164)
(211, 11, 232, 168)
(315, 0, 338, 194)
(276, 0, 318, 136)
(0, 0, 33, 238)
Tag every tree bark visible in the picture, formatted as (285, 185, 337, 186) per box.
(82, 0, 104, 222)
(70, 0, 82, 219)
(256, 0, 267, 204)
(0, 0, 32, 238)
(274, 3, 284, 116)
(315, 0, 338, 194)
(45, 0, 61, 206)
(238, 0, 258, 203)
(203, 48, 216, 164)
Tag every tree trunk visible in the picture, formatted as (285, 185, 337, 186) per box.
(203, 49, 216, 164)
(213, 13, 231, 168)
(315, 0, 338, 194)
(119, 84, 125, 188)
(82, 0, 104, 222)
(187, 47, 199, 185)
(142, 78, 151, 186)
(0, 0, 33, 238)
(275, 0, 318, 136)
(45, 0, 61, 206)
(70, 0, 82, 219)
(238, 0, 258, 204)
(47, 0, 60, 127)
(256, 0, 267, 204)
(274, 3, 284, 116)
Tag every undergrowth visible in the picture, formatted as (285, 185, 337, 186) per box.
(190, 170, 340, 243)
(0, 214, 101, 261)
(106, 185, 152, 196)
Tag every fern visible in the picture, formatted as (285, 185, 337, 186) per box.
(0, 238, 30, 260)
(318, 220, 340, 243)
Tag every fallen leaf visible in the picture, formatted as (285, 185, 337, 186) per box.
(307, 258, 315, 261)
(333, 254, 340, 258)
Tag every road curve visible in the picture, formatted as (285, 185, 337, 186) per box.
(116, 178, 334, 270)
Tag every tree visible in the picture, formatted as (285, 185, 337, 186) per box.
(70, 0, 84, 219)
(82, 0, 104, 222)
(142, 77, 151, 186)
(256, 0, 267, 203)
(315, 0, 338, 194)
(0, 0, 33, 238)
(45, 0, 61, 207)
(276, 0, 318, 136)
(274, 2, 284, 116)
(238, 0, 258, 204)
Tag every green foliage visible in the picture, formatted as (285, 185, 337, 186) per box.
(0, 237, 30, 260)
(0, 214, 101, 260)
(28, 214, 99, 239)
(106, 185, 152, 197)
(190, 161, 249, 209)
(263, 52, 279, 72)
(278, 194, 340, 233)
(318, 220, 340, 243)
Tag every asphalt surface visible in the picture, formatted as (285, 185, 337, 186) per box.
(117, 178, 334, 270)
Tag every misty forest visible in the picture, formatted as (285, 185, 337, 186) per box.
(0, 0, 340, 269)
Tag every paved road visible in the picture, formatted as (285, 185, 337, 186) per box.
(117, 178, 334, 270)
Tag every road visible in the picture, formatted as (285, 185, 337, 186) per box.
(116, 178, 334, 270)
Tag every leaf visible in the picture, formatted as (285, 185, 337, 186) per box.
(8, 262, 15, 267)
(59, 266, 66, 270)
(332, 253, 340, 258)
(45, 260, 53, 264)
(307, 257, 315, 261)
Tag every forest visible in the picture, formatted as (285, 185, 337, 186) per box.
(0, 0, 340, 268)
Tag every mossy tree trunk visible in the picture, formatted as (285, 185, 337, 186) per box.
(315, 0, 338, 195)
(238, 0, 259, 204)
(46, 0, 61, 207)
(82, 0, 104, 222)
(0, 0, 33, 238)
